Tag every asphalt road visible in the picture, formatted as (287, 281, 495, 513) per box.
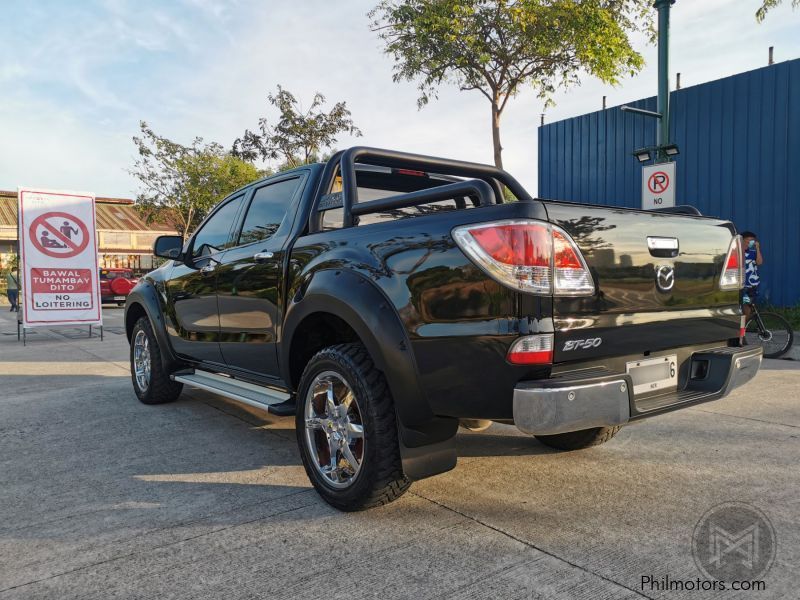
(1, 307, 798, 599)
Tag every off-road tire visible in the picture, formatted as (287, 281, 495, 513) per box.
(296, 343, 410, 511)
(130, 316, 183, 405)
(535, 426, 621, 451)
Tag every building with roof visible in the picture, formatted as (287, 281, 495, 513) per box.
(0, 191, 177, 273)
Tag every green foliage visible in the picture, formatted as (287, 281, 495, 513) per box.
(756, 0, 800, 22)
(768, 304, 800, 330)
(232, 86, 361, 170)
(370, 0, 653, 167)
(130, 122, 263, 237)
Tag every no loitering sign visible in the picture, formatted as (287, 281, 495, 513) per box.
(18, 188, 102, 327)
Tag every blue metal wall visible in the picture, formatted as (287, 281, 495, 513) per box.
(538, 59, 800, 306)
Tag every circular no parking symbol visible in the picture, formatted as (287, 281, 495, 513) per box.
(29, 212, 90, 259)
(647, 171, 670, 194)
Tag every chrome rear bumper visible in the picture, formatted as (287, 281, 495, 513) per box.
(513, 345, 762, 435)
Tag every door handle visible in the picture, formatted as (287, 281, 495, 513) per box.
(200, 263, 216, 275)
(254, 251, 274, 263)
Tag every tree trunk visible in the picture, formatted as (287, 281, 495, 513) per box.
(491, 100, 503, 170)
(183, 206, 193, 241)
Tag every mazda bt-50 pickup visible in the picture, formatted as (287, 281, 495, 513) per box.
(125, 147, 761, 511)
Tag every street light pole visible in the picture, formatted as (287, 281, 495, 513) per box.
(655, 0, 675, 163)
(621, 0, 679, 165)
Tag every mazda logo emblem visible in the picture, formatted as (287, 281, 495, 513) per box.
(655, 265, 675, 292)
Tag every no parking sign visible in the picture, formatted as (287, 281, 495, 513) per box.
(641, 162, 676, 210)
(18, 188, 102, 327)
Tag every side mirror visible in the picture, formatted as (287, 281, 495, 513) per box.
(153, 235, 184, 260)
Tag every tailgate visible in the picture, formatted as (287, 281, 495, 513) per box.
(543, 201, 741, 362)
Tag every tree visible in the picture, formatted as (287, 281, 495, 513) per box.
(756, 0, 799, 21)
(232, 86, 362, 169)
(130, 121, 262, 238)
(370, 0, 653, 169)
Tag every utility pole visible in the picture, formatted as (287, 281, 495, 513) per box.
(621, 0, 679, 209)
(655, 0, 674, 163)
(620, 0, 678, 164)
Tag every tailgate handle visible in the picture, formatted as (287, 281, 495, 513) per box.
(647, 236, 679, 257)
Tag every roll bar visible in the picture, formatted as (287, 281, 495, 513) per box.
(351, 179, 495, 217)
(308, 146, 534, 233)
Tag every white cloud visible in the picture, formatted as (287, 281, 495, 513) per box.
(0, 0, 798, 198)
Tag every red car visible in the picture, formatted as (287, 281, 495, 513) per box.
(99, 268, 137, 306)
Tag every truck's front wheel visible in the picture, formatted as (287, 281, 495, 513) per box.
(130, 316, 183, 405)
(535, 426, 621, 451)
(296, 343, 410, 511)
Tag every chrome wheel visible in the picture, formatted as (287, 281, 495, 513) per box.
(133, 329, 151, 392)
(303, 371, 365, 489)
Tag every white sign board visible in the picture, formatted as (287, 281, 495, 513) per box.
(641, 162, 676, 210)
(18, 187, 102, 327)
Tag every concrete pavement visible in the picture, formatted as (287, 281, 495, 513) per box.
(1, 307, 798, 599)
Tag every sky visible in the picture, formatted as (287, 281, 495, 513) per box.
(1, 0, 799, 199)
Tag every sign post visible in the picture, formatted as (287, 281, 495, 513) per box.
(18, 188, 102, 341)
(641, 163, 676, 210)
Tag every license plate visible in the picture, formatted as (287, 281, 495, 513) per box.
(626, 355, 677, 396)
(114, 296, 126, 301)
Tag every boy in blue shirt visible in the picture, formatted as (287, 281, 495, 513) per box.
(740, 231, 763, 319)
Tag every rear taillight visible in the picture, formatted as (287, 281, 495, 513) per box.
(552, 230, 594, 295)
(465, 222, 551, 293)
(507, 334, 553, 364)
(452, 220, 594, 296)
(720, 235, 743, 290)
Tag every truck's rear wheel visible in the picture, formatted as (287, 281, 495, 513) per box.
(459, 419, 492, 432)
(535, 426, 621, 451)
(296, 343, 410, 511)
(130, 316, 183, 405)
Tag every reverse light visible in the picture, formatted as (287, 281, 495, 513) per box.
(452, 220, 594, 296)
(507, 334, 554, 365)
(720, 235, 743, 290)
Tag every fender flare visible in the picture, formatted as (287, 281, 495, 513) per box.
(125, 280, 180, 371)
(281, 269, 458, 480)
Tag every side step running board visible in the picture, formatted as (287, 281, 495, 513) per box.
(172, 370, 293, 414)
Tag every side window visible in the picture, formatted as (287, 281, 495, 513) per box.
(237, 178, 299, 246)
(192, 194, 245, 257)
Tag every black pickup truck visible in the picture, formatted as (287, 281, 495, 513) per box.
(125, 147, 761, 511)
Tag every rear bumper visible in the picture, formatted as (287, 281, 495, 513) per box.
(513, 345, 762, 435)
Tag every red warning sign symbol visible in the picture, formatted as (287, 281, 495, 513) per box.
(647, 171, 670, 194)
(29, 212, 90, 259)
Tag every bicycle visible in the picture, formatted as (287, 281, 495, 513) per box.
(743, 300, 794, 359)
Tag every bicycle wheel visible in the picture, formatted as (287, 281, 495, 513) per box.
(745, 312, 794, 359)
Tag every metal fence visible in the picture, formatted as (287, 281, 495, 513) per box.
(538, 58, 800, 306)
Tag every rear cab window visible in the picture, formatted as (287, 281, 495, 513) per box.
(321, 166, 480, 231)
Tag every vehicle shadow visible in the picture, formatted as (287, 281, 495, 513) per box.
(453, 427, 555, 457)
(197, 391, 555, 459)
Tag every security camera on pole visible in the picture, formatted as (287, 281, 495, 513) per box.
(620, 0, 679, 210)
